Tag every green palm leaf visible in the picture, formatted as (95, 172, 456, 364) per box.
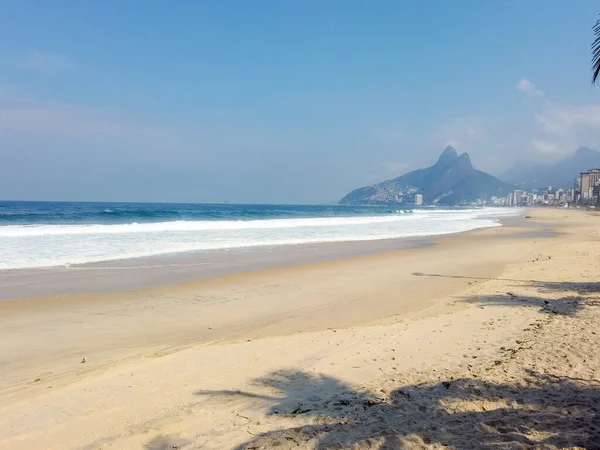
(592, 17, 600, 84)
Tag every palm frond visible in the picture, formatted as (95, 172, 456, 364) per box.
(592, 17, 600, 84)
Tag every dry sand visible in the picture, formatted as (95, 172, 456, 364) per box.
(0, 208, 599, 449)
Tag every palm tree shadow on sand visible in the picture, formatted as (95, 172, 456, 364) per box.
(144, 434, 190, 450)
(197, 369, 600, 449)
(192, 276, 600, 449)
(413, 272, 600, 318)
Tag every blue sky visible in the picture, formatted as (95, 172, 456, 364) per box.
(1, 1, 599, 203)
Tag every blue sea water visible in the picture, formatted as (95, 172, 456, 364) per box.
(0, 201, 519, 270)
(0, 201, 410, 226)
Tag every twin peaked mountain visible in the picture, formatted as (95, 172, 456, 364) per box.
(339, 146, 514, 206)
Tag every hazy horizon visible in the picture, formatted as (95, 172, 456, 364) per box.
(1, 1, 600, 204)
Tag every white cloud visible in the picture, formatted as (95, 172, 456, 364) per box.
(535, 103, 600, 137)
(514, 78, 600, 158)
(529, 103, 600, 156)
(516, 78, 545, 97)
(18, 50, 75, 73)
(531, 139, 564, 155)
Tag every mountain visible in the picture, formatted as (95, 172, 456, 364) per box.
(339, 146, 515, 206)
(502, 147, 600, 191)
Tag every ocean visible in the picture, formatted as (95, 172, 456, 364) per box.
(0, 201, 520, 270)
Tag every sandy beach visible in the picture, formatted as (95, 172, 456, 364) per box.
(0, 208, 599, 449)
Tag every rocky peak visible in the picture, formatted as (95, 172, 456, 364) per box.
(455, 152, 473, 170)
(437, 146, 459, 165)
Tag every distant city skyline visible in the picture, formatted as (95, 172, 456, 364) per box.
(1, 1, 600, 203)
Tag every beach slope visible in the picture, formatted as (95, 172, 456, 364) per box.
(0, 209, 599, 449)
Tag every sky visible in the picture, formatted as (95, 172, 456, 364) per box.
(1, 1, 600, 204)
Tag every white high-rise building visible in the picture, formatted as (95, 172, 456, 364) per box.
(415, 194, 423, 206)
(513, 190, 523, 206)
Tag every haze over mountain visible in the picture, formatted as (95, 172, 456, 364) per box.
(501, 147, 600, 191)
(340, 146, 514, 206)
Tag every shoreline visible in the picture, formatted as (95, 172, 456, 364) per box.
(0, 235, 435, 301)
(0, 212, 530, 301)
(0, 206, 518, 274)
(1, 208, 598, 449)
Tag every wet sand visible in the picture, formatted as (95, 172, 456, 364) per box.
(0, 237, 436, 301)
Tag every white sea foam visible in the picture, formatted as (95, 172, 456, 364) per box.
(0, 208, 521, 269)
(0, 214, 422, 237)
